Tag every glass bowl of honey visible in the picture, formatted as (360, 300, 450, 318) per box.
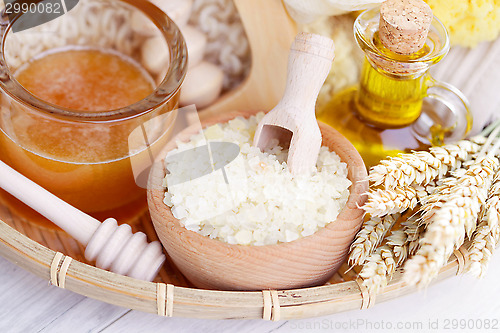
(0, 0, 187, 228)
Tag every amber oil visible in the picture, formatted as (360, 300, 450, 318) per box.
(318, 31, 445, 168)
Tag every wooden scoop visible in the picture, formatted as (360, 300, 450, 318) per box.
(0, 160, 165, 281)
(253, 33, 335, 174)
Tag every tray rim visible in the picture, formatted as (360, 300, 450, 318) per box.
(0, 218, 463, 320)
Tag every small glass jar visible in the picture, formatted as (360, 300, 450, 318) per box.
(0, 0, 187, 227)
(318, 6, 472, 168)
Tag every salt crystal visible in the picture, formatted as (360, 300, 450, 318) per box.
(234, 229, 253, 245)
(171, 206, 188, 219)
(285, 230, 300, 242)
(163, 192, 173, 206)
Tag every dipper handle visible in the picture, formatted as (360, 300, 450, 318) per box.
(0, 160, 164, 281)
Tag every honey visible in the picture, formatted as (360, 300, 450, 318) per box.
(16, 48, 154, 112)
(0, 47, 173, 228)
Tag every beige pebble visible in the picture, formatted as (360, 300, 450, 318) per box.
(182, 25, 207, 69)
(179, 62, 224, 109)
(379, 0, 432, 55)
(144, 25, 208, 80)
(141, 35, 169, 75)
(132, 0, 193, 34)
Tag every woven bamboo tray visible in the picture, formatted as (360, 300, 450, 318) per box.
(0, 201, 469, 320)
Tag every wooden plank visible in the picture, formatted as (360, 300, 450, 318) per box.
(0, 257, 86, 333)
(37, 298, 130, 333)
(101, 310, 286, 333)
(0, 256, 131, 333)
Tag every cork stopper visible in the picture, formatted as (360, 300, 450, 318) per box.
(379, 0, 433, 55)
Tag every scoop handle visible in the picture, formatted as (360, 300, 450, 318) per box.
(0, 160, 165, 281)
(0, 160, 100, 245)
(279, 32, 335, 114)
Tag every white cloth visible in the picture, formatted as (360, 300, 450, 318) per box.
(283, 0, 384, 23)
(430, 37, 500, 136)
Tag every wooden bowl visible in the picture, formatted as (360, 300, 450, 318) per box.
(147, 109, 368, 291)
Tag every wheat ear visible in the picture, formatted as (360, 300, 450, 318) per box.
(466, 220, 499, 278)
(466, 172, 500, 278)
(386, 212, 423, 265)
(363, 187, 418, 216)
(368, 137, 485, 189)
(348, 213, 400, 266)
(413, 179, 441, 202)
(386, 229, 407, 266)
(406, 218, 425, 256)
(359, 245, 397, 294)
(403, 242, 454, 287)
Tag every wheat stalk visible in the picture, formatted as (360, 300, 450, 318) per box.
(363, 177, 441, 218)
(466, 220, 499, 278)
(403, 241, 454, 288)
(386, 212, 423, 266)
(466, 172, 500, 278)
(420, 182, 457, 208)
(359, 245, 396, 294)
(403, 155, 499, 287)
(425, 157, 497, 242)
(413, 179, 441, 202)
(368, 137, 485, 189)
(348, 213, 400, 266)
(363, 187, 418, 216)
(386, 229, 407, 266)
(406, 219, 425, 257)
(485, 201, 500, 244)
(352, 122, 500, 289)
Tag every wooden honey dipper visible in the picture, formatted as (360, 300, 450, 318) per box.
(0, 160, 165, 281)
(253, 32, 335, 174)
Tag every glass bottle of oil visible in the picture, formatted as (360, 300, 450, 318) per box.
(318, 5, 472, 168)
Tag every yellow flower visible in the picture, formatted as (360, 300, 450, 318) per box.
(425, 0, 500, 47)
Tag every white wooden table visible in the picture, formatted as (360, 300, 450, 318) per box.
(1, 40, 500, 333)
(0, 254, 499, 332)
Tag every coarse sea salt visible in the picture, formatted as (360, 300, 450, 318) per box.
(163, 113, 351, 246)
